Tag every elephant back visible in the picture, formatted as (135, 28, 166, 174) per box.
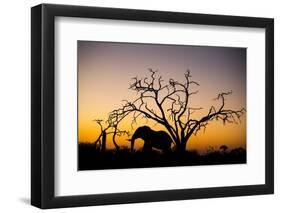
(149, 130, 173, 147)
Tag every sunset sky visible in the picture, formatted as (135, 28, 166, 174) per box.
(78, 41, 246, 153)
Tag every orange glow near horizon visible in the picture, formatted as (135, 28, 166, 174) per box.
(78, 41, 246, 153)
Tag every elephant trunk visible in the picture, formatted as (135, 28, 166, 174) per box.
(130, 134, 138, 152)
(131, 139, 135, 152)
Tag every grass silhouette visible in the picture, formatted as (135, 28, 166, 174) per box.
(78, 143, 246, 170)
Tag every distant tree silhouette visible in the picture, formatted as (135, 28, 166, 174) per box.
(108, 69, 245, 153)
(219, 145, 229, 153)
(92, 119, 129, 151)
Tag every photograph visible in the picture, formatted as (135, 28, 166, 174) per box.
(78, 41, 247, 170)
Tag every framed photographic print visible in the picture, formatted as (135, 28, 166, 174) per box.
(31, 4, 274, 209)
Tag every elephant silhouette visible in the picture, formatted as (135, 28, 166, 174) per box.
(130, 126, 173, 153)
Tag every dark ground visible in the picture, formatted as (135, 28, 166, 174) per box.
(78, 143, 246, 170)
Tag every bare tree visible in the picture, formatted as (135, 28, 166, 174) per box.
(108, 69, 245, 153)
(92, 119, 129, 151)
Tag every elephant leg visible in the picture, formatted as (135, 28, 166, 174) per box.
(142, 141, 152, 152)
(161, 143, 172, 154)
(164, 146, 172, 154)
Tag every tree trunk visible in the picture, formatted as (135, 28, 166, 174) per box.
(101, 131, 106, 152)
(176, 141, 187, 154)
(112, 128, 120, 151)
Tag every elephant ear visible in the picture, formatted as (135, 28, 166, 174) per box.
(142, 126, 153, 139)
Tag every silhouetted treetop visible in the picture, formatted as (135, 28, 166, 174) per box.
(108, 69, 245, 152)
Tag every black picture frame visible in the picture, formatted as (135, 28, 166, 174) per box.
(31, 3, 274, 209)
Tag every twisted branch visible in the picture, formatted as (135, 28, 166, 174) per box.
(107, 69, 245, 151)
